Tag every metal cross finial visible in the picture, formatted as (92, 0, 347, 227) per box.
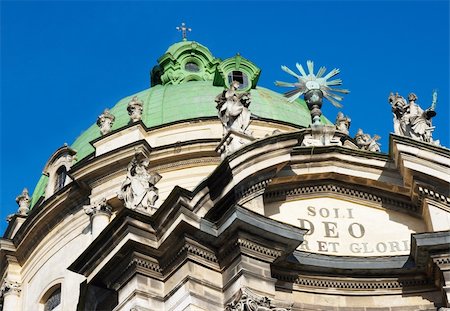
(176, 22, 191, 41)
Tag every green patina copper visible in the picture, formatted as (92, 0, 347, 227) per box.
(70, 82, 320, 163)
(31, 40, 332, 209)
(213, 54, 261, 90)
(30, 174, 49, 208)
(157, 41, 220, 85)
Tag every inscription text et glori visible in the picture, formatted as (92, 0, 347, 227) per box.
(267, 198, 425, 256)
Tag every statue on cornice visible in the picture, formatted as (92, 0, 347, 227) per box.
(15, 188, 30, 216)
(127, 96, 144, 122)
(388, 91, 439, 145)
(355, 129, 381, 152)
(118, 156, 162, 211)
(215, 81, 252, 135)
(335, 111, 351, 135)
(97, 109, 115, 135)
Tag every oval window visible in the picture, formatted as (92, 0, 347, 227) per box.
(227, 71, 249, 90)
(185, 62, 200, 72)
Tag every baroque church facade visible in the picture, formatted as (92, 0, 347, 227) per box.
(1, 37, 449, 311)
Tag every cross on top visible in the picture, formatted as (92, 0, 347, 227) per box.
(176, 22, 191, 41)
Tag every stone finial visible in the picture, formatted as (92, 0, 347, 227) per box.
(388, 91, 439, 145)
(118, 155, 162, 212)
(0, 279, 21, 297)
(335, 111, 351, 135)
(215, 81, 252, 136)
(127, 96, 144, 122)
(355, 128, 381, 152)
(96, 109, 115, 135)
(15, 188, 30, 216)
(84, 197, 112, 217)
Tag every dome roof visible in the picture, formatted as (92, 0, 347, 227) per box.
(71, 81, 317, 162)
(30, 40, 332, 209)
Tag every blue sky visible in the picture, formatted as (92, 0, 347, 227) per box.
(1, 1, 449, 235)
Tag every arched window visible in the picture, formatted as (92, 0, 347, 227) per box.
(227, 71, 249, 90)
(42, 285, 61, 311)
(54, 166, 67, 192)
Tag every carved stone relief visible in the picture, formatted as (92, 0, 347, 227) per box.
(226, 288, 290, 311)
(0, 279, 21, 297)
(84, 197, 112, 217)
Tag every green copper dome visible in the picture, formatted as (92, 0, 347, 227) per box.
(70, 82, 316, 162)
(30, 40, 331, 208)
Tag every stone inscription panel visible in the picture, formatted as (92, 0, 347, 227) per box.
(266, 197, 425, 256)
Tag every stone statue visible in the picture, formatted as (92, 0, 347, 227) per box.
(15, 188, 30, 216)
(118, 155, 162, 211)
(355, 129, 381, 152)
(97, 109, 115, 135)
(215, 81, 252, 135)
(335, 111, 351, 135)
(388, 91, 438, 144)
(127, 96, 143, 122)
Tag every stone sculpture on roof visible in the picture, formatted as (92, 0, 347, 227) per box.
(355, 128, 381, 152)
(15, 188, 30, 216)
(388, 91, 439, 145)
(97, 109, 115, 135)
(127, 96, 144, 122)
(215, 80, 252, 135)
(335, 111, 351, 135)
(118, 155, 162, 211)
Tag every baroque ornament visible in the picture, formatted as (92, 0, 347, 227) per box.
(127, 96, 144, 122)
(355, 128, 381, 152)
(226, 288, 290, 311)
(388, 91, 439, 145)
(84, 197, 112, 216)
(97, 109, 115, 135)
(15, 188, 30, 216)
(0, 279, 21, 296)
(335, 111, 351, 135)
(215, 81, 252, 135)
(275, 60, 349, 125)
(118, 155, 162, 211)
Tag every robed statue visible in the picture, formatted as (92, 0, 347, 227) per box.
(388, 91, 439, 145)
(215, 81, 252, 135)
(119, 155, 162, 211)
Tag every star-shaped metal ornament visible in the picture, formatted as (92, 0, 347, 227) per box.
(275, 60, 349, 108)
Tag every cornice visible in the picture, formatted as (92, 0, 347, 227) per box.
(264, 181, 418, 215)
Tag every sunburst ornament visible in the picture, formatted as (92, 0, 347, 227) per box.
(275, 60, 350, 125)
(275, 60, 349, 107)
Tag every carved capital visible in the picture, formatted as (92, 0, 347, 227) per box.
(226, 288, 290, 311)
(15, 188, 30, 216)
(0, 279, 21, 297)
(84, 198, 112, 217)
